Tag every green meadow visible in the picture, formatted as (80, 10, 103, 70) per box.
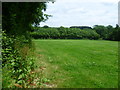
(33, 39, 118, 88)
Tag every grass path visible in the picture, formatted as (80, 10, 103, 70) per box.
(33, 39, 118, 88)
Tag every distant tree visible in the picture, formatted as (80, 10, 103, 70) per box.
(70, 26, 92, 29)
(59, 26, 65, 29)
(110, 24, 120, 41)
(93, 25, 108, 39)
(43, 25, 49, 28)
(106, 25, 114, 40)
(31, 27, 100, 40)
(106, 25, 113, 30)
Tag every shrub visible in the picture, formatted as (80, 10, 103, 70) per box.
(2, 31, 35, 88)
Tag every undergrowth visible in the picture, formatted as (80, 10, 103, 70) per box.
(2, 31, 51, 88)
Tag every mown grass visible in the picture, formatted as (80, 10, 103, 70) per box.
(33, 39, 118, 88)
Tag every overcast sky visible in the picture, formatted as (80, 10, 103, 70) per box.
(40, 0, 119, 27)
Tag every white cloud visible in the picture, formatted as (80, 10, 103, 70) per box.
(55, 0, 119, 4)
(40, 0, 118, 27)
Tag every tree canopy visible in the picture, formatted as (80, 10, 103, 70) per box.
(2, 2, 51, 36)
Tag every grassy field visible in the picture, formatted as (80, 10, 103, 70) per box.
(33, 39, 118, 88)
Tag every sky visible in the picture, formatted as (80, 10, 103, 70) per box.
(40, 0, 119, 27)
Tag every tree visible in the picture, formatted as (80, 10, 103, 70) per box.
(43, 25, 49, 28)
(93, 25, 108, 39)
(110, 24, 120, 41)
(106, 25, 114, 40)
(2, 2, 50, 36)
(2, 2, 54, 87)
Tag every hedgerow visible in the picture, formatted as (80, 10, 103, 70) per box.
(2, 31, 35, 88)
(31, 27, 100, 40)
(2, 2, 52, 88)
(31, 25, 120, 41)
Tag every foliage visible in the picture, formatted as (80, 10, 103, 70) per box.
(2, 2, 50, 36)
(109, 24, 120, 41)
(93, 25, 108, 39)
(31, 27, 100, 40)
(2, 31, 35, 88)
(31, 24, 120, 41)
(43, 25, 49, 28)
(93, 24, 120, 41)
(2, 2, 52, 88)
(70, 26, 92, 29)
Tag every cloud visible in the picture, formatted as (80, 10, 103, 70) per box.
(40, 0, 118, 27)
(55, 0, 119, 4)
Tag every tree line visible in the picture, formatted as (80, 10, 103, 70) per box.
(31, 25, 120, 41)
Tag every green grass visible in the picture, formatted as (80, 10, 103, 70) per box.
(33, 39, 118, 88)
